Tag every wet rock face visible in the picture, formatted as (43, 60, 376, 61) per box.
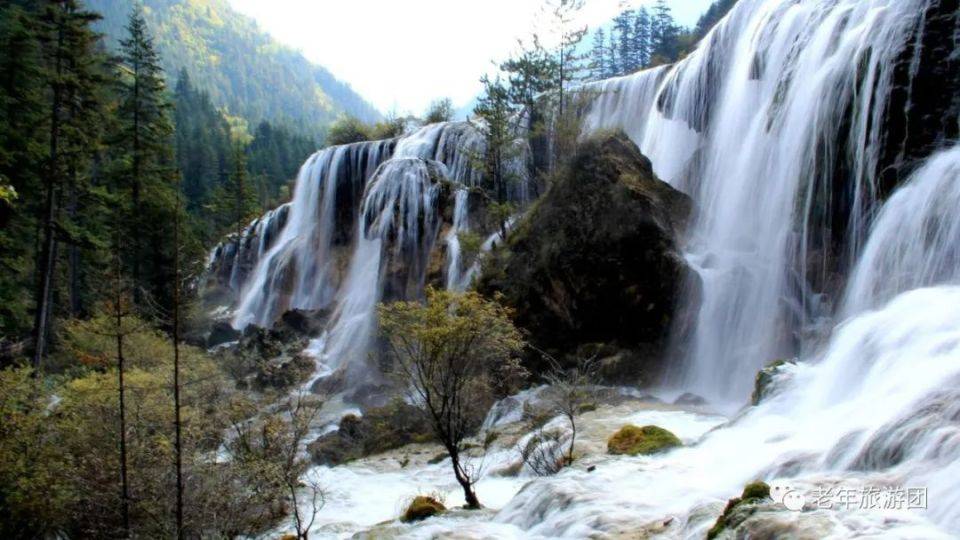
(804, 0, 960, 299)
(214, 308, 328, 390)
(307, 400, 433, 466)
(877, 0, 960, 198)
(478, 131, 695, 382)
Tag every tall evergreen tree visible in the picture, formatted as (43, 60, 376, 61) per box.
(0, 3, 47, 340)
(651, 0, 679, 63)
(174, 68, 229, 216)
(634, 8, 652, 69)
(32, 0, 107, 367)
(115, 4, 174, 306)
(499, 37, 556, 114)
(546, 0, 587, 117)
(589, 28, 608, 80)
(612, 9, 636, 74)
(473, 75, 519, 239)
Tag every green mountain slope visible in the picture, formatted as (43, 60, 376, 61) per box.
(86, 0, 380, 136)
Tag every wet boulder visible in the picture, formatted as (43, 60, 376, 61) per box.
(401, 496, 445, 522)
(707, 481, 772, 539)
(478, 131, 696, 383)
(751, 359, 794, 405)
(308, 400, 433, 465)
(207, 321, 241, 348)
(607, 424, 682, 456)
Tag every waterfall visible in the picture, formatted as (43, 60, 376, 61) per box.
(205, 120, 537, 385)
(444, 189, 470, 291)
(582, 0, 955, 404)
(842, 147, 960, 316)
(231, 139, 394, 328)
(307, 158, 445, 379)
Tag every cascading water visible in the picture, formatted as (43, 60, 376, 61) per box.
(481, 145, 960, 538)
(582, 0, 956, 404)
(208, 120, 530, 384)
(842, 147, 960, 316)
(306, 158, 444, 379)
(231, 139, 394, 328)
(443, 189, 470, 291)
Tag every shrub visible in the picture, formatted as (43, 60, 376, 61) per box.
(325, 115, 372, 145)
(401, 495, 446, 522)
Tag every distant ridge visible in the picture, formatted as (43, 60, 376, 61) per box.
(86, 0, 381, 136)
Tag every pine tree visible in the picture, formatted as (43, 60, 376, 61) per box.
(499, 37, 556, 114)
(473, 75, 519, 238)
(651, 0, 679, 64)
(0, 3, 47, 339)
(634, 8, 652, 69)
(546, 0, 587, 117)
(605, 33, 618, 78)
(32, 0, 107, 368)
(613, 9, 635, 74)
(115, 4, 174, 306)
(589, 28, 608, 80)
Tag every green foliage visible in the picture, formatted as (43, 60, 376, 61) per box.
(369, 115, 407, 140)
(0, 368, 74, 537)
(587, 0, 703, 79)
(85, 0, 380, 138)
(0, 308, 314, 538)
(607, 424, 682, 455)
(379, 288, 526, 508)
(423, 98, 454, 124)
(325, 115, 372, 146)
(457, 230, 483, 267)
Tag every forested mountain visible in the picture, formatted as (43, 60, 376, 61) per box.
(86, 0, 380, 137)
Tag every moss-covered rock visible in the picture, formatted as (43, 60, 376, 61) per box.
(751, 359, 794, 405)
(308, 399, 433, 465)
(707, 481, 771, 539)
(401, 496, 445, 522)
(477, 131, 696, 382)
(607, 424, 682, 456)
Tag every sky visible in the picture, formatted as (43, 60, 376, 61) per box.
(228, 0, 716, 116)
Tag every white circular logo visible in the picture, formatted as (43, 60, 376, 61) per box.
(770, 480, 805, 511)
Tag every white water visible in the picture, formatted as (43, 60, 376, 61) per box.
(583, 0, 938, 404)
(232, 140, 393, 328)
(843, 147, 960, 315)
(443, 189, 471, 291)
(298, 146, 960, 538)
(308, 158, 443, 379)
(206, 0, 960, 536)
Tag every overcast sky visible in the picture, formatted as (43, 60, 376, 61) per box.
(228, 0, 715, 115)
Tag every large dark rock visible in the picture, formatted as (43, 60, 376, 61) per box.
(215, 309, 329, 390)
(207, 321, 241, 348)
(478, 131, 696, 383)
(307, 400, 433, 465)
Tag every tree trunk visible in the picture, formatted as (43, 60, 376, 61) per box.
(131, 58, 142, 305)
(32, 15, 65, 370)
(172, 188, 184, 539)
(113, 230, 131, 537)
(449, 449, 481, 509)
(68, 165, 81, 316)
(117, 328, 130, 536)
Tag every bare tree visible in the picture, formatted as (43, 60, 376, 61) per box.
(379, 288, 526, 508)
(519, 353, 598, 476)
(543, 356, 598, 464)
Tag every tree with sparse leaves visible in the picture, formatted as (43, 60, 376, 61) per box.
(379, 289, 526, 509)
